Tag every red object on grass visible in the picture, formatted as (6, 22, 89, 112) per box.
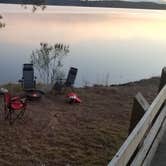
(67, 92, 81, 104)
(3, 92, 27, 124)
(4, 93, 26, 111)
(11, 100, 25, 110)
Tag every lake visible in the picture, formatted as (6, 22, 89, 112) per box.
(1, 4, 166, 86)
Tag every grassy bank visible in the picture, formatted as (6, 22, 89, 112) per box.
(0, 77, 160, 165)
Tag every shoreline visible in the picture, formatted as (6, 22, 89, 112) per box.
(0, 76, 160, 92)
(110, 76, 160, 87)
(1, 1, 166, 11)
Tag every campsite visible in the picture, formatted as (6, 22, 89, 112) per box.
(0, 75, 159, 165)
(1, 1, 166, 165)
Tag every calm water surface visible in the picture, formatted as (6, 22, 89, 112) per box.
(1, 4, 166, 86)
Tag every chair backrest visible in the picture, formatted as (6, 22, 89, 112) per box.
(22, 64, 35, 90)
(65, 67, 78, 87)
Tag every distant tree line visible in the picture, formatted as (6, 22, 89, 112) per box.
(21, 0, 46, 12)
(1, 0, 166, 10)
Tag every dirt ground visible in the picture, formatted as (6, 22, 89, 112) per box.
(0, 77, 160, 166)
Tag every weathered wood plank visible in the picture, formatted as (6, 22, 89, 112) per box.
(142, 118, 166, 166)
(129, 92, 149, 134)
(130, 105, 166, 166)
(108, 85, 166, 166)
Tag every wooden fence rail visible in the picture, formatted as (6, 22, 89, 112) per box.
(108, 84, 166, 166)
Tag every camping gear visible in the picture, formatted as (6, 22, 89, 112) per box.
(19, 63, 36, 90)
(66, 92, 81, 104)
(65, 67, 78, 87)
(54, 67, 78, 93)
(19, 63, 44, 100)
(0, 88, 27, 124)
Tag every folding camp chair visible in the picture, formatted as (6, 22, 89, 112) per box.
(54, 67, 78, 93)
(65, 67, 78, 87)
(19, 64, 43, 100)
(19, 63, 36, 90)
(3, 92, 27, 124)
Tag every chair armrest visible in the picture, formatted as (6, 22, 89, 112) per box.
(11, 96, 21, 101)
(11, 96, 27, 105)
(18, 79, 23, 83)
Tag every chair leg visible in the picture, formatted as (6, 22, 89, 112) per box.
(0, 96, 5, 121)
(8, 110, 13, 125)
(9, 109, 26, 125)
(70, 86, 74, 92)
(5, 109, 11, 120)
(4, 104, 8, 120)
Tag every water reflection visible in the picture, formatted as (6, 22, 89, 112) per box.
(0, 1, 46, 28)
(1, 5, 166, 86)
(2, 13, 166, 44)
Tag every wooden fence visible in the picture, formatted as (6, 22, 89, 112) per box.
(108, 68, 166, 166)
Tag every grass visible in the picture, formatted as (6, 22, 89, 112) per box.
(0, 77, 159, 165)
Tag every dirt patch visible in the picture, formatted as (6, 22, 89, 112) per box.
(0, 77, 160, 166)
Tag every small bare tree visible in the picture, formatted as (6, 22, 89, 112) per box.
(30, 43, 69, 86)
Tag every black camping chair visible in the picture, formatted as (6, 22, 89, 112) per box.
(54, 67, 78, 93)
(19, 64, 43, 100)
(19, 64, 36, 90)
(65, 67, 78, 87)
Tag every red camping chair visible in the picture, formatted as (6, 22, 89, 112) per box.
(3, 92, 27, 124)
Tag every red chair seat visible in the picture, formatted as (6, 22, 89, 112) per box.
(11, 101, 25, 110)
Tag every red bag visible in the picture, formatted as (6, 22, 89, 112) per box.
(66, 92, 81, 104)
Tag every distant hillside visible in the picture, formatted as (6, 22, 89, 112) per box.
(1, 0, 166, 10)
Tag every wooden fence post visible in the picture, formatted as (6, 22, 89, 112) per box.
(159, 67, 166, 93)
(129, 92, 149, 134)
